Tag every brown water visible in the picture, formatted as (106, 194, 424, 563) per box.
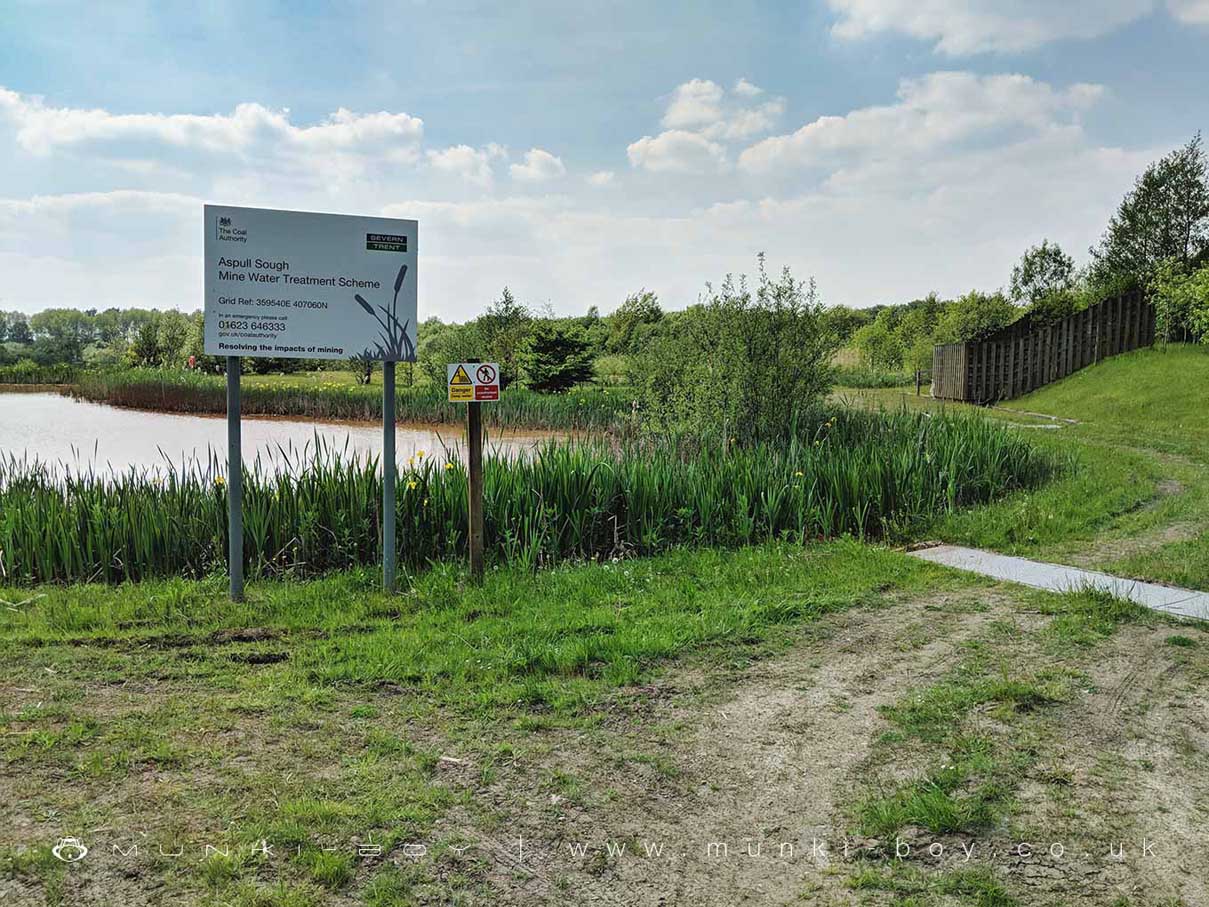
(0, 392, 555, 474)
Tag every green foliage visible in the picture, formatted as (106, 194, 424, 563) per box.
(0, 360, 77, 385)
(831, 365, 914, 388)
(71, 368, 627, 430)
(0, 409, 1054, 584)
(852, 315, 903, 372)
(851, 294, 945, 372)
(820, 305, 874, 347)
(476, 286, 532, 388)
(634, 259, 836, 443)
(935, 290, 1019, 344)
(1010, 240, 1075, 308)
(1090, 132, 1209, 290)
(1151, 259, 1209, 343)
(347, 352, 377, 386)
(607, 290, 662, 354)
(519, 320, 594, 393)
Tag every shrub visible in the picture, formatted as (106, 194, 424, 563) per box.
(634, 258, 834, 444)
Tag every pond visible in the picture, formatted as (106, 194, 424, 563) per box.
(0, 391, 557, 474)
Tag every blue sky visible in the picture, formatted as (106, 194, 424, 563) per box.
(1, 0, 1206, 320)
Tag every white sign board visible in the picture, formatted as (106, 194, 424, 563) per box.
(448, 362, 501, 402)
(204, 205, 417, 360)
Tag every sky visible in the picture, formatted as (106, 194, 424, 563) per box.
(1, 1, 1207, 321)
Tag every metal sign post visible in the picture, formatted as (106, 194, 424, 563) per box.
(382, 361, 397, 592)
(447, 362, 500, 581)
(226, 356, 244, 601)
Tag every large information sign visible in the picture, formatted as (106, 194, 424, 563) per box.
(204, 205, 418, 361)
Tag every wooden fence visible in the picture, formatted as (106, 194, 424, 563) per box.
(932, 290, 1154, 403)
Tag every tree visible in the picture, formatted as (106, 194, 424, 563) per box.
(6, 313, 32, 344)
(29, 308, 94, 364)
(1152, 260, 1209, 343)
(1011, 240, 1076, 308)
(476, 287, 532, 388)
(935, 291, 1018, 344)
(852, 315, 903, 371)
(1090, 133, 1209, 289)
(519, 321, 594, 393)
(607, 290, 662, 354)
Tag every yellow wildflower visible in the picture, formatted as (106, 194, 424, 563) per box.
(406, 480, 418, 490)
(794, 471, 804, 477)
(214, 474, 226, 487)
(444, 462, 455, 470)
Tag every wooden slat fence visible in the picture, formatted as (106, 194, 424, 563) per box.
(932, 290, 1154, 403)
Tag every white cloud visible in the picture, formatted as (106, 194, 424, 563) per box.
(662, 79, 727, 131)
(826, 0, 1157, 54)
(425, 143, 505, 187)
(587, 170, 615, 187)
(659, 78, 785, 141)
(627, 130, 727, 173)
(0, 87, 424, 156)
(1169, 0, 1209, 22)
(740, 72, 1103, 173)
(510, 148, 566, 182)
(733, 78, 763, 98)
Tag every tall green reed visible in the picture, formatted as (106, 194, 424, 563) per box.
(0, 409, 1056, 585)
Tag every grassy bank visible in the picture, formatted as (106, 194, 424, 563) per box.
(0, 408, 1055, 584)
(70, 368, 629, 431)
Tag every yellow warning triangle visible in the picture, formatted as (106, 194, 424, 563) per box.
(450, 364, 473, 386)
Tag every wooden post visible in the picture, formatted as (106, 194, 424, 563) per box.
(467, 400, 484, 580)
(225, 356, 244, 602)
(383, 361, 396, 593)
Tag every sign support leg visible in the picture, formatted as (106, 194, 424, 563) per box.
(467, 400, 484, 581)
(383, 361, 397, 593)
(226, 356, 244, 602)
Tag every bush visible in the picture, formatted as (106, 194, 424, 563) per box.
(634, 258, 834, 444)
(519, 321, 593, 393)
(1152, 260, 1209, 343)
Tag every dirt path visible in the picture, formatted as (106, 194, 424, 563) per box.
(450, 591, 1006, 905)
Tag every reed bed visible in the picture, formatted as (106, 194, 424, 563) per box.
(0, 362, 78, 385)
(0, 409, 1056, 584)
(70, 369, 627, 431)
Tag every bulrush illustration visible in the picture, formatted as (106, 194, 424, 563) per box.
(354, 262, 415, 361)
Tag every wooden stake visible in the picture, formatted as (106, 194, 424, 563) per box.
(467, 400, 484, 580)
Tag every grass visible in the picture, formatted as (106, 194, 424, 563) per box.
(931, 343, 1209, 589)
(70, 368, 628, 431)
(832, 364, 916, 389)
(0, 408, 1055, 584)
(856, 587, 1152, 841)
(0, 542, 945, 903)
(1011, 344, 1209, 460)
(0, 542, 943, 712)
(847, 865, 1017, 907)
